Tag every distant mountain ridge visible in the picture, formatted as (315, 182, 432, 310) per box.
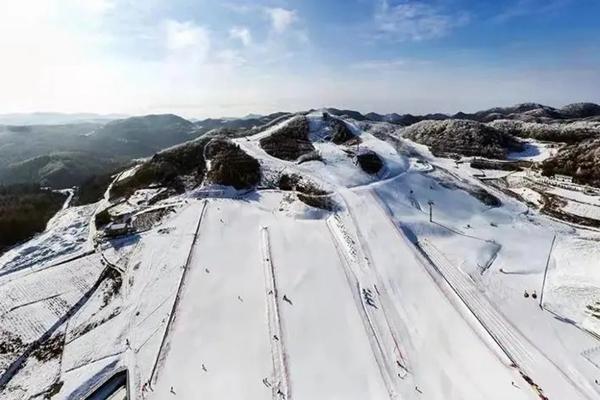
(355, 102, 600, 126)
(90, 114, 197, 157)
(0, 114, 201, 188)
(2, 102, 600, 189)
(0, 112, 127, 126)
(0, 112, 290, 188)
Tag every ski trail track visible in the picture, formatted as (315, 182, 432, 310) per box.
(149, 200, 208, 384)
(337, 198, 416, 377)
(146, 198, 272, 400)
(326, 213, 409, 400)
(370, 189, 599, 400)
(260, 227, 292, 400)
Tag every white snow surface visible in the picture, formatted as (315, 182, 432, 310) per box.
(2, 114, 600, 400)
(0, 204, 96, 275)
(507, 140, 557, 162)
(562, 200, 600, 220)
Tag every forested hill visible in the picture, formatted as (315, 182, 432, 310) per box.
(0, 184, 66, 254)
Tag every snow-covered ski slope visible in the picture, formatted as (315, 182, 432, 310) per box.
(2, 111, 600, 399)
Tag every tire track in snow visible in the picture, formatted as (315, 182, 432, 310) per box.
(260, 227, 292, 400)
(370, 190, 599, 400)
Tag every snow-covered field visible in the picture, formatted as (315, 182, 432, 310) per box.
(562, 200, 600, 220)
(0, 253, 105, 397)
(2, 113, 600, 399)
(548, 187, 600, 204)
(507, 140, 557, 162)
(0, 204, 96, 276)
(510, 187, 544, 207)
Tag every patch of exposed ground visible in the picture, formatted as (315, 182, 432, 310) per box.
(31, 333, 65, 363)
(278, 173, 338, 210)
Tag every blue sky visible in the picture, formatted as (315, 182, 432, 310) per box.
(1, 0, 599, 117)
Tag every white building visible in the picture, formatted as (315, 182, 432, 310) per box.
(105, 222, 129, 237)
(553, 174, 573, 183)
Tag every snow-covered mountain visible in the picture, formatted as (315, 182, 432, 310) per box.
(1, 109, 600, 400)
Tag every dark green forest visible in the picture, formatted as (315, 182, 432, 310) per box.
(0, 184, 66, 254)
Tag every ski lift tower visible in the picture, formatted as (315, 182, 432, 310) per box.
(428, 200, 434, 222)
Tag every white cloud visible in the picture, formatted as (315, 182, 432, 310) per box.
(0, 1, 122, 111)
(216, 49, 246, 67)
(82, 0, 115, 15)
(164, 19, 210, 56)
(375, 0, 469, 41)
(494, 0, 570, 22)
(230, 26, 252, 46)
(351, 57, 434, 71)
(0, 0, 595, 120)
(222, 2, 255, 14)
(352, 58, 408, 70)
(266, 7, 297, 33)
